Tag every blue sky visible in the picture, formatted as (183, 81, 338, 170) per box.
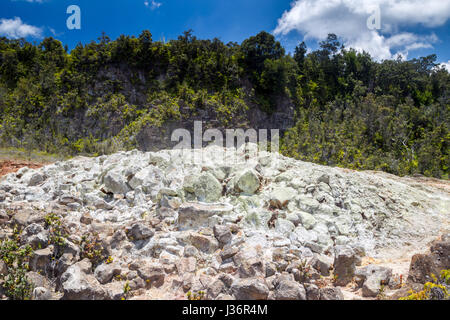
(0, 0, 449, 68)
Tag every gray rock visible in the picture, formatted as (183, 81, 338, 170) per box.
(274, 279, 306, 300)
(61, 260, 107, 300)
(27, 232, 49, 249)
(23, 223, 44, 236)
(274, 219, 295, 236)
(236, 169, 260, 194)
(320, 287, 344, 300)
(80, 212, 93, 225)
(317, 174, 330, 185)
(189, 233, 219, 254)
(178, 202, 233, 230)
(305, 283, 320, 300)
(213, 225, 232, 246)
(183, 245, 199, 258)
(136, 263, 165, 288)
(32, 287, 52, 300)
(311, 254, 333, 276)
(28, 172, 45, 187)
(55, 253, 76, 276)
(127, 223, 154, 241)
(27, 271, 50, 288)
(30, 246, 54, 272)
(362, 276, 384, 297)
(206, 278, 225, 299)
(265, 262, 277, 278)
(176, 257, 197, 274)
(355, 265, 392, 297)
(193, 173, 223, 202)
(103, 170, 130, 194)
(269, 187, 296, 209)
(333, 245, 357, 286)
(285, 212, 301, 226)
(94, 263, 121, 285)
(104, 282, 127, 300)
(220, 246, 238, 261)
(231, 278, 269, 300)
(128, 166, 164, 194)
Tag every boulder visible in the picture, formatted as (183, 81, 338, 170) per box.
(220, 246, 239, 261)
(28, 172, 45, 187)
(176, 257, 197, 274)
(311, 254, 333, 276)
(231, 278, 269, 300)
(183, 245, 199, 258)
(305, 283, 320, 300)
(136, 263, 165, 288)
(274, 279, 306, 300)
(188, 233, 219, 254)
(213, 225, 232, 246)
(319, 287, 344, 300)
(126, 223, 154, 241)
(355, 265, 392, 298)
(193, 173, 223, 203)
(407, 235, 450, 284)
(30, 246, 54, 272)
(317, 174, 330, 185)
(178, 202, 233, 230)
(32, 287, 52, 300)
(274, 219, 295, 236)
(103, 170, 130, 194)
(61, 260, 108, 300)
(236, 169, 260, 194)
(333, 245, 357, 286)
(94, 263, 121, 285)
(269, 187, 296, 209)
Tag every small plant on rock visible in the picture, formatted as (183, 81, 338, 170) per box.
(44, 213, 68, 248)
(121, 281, 131, 300)
(186, 290, 206, 301)
(400, 270, 450, 300)
(80, 233, 107, 268)
(0, 237, 34, 300)
(297, 259, 312, 282)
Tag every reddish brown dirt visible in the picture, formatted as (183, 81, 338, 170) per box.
(0, 160, 46, 177)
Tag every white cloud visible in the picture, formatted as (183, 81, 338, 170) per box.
(0, 17, 42, 39)
(144, 0, 162, 10)
(274, 0, 450, 60)
(441, 60, 450, 72)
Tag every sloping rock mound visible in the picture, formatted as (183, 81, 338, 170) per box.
(0, 144, 448, 300)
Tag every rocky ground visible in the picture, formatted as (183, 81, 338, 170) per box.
(0, 144, 449, 300)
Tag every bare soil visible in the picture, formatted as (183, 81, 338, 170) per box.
(0, 160, 46, 177)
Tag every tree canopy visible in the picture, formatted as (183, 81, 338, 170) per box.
(0, 31, 448, 179)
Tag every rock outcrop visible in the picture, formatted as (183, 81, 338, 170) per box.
(0, 144, 448, 300)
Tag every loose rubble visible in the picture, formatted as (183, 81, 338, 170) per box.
(0, 144, 449, 300)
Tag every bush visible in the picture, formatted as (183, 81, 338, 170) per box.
(399, 270, 450, 300)
(0, 235, 34, 300)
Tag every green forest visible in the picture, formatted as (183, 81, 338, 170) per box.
(0, 30, 448, 178)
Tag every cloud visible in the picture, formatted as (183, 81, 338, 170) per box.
(0, 17, 42, 39)
(144, 0, 162, 10)
(274, 0, 450, 60)
(441, 60, 450, 72)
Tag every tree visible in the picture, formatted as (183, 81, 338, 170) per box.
(294, 41, 307, 69)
